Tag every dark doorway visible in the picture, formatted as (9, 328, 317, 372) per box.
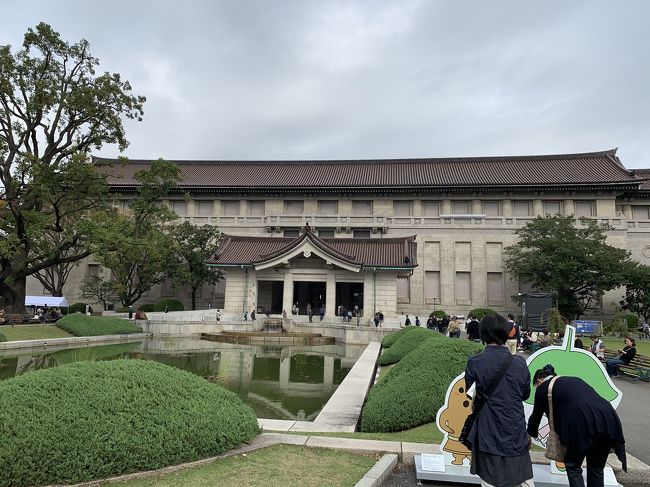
(336, 283, 364, 316)
(293, 281, 326, 314)
(257, 281, 284, 314)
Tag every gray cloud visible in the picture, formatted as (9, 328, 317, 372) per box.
(2, 0, 649, 167)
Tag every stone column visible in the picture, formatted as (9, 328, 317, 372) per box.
(533, 199, 544, 216)
(502, 199, 513, 217)
(282, 271, 294, 316)
(323, 356, 334, 392)
(471, 199, 482, 215)
(441, 199, 452, 215)
(413, 200, 423, 217)
(279, 357, 290, 391)
(440, 240, 455, 307)
(326, 273, 336, 316)
(564, 199, 575, 216)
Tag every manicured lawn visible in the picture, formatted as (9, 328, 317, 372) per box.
(112, 445, 376, 487)
(0, 324, 71, 341)
(603, 337, 650, 356)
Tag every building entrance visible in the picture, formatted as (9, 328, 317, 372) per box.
(336, 282, 364, 316)
(293, 281, 326, 314)
(257, 281, 284, 314)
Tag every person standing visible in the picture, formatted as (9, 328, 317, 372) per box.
(642, 320, 650, 339)
(306, 304, 313, 323)
(251, 309, 256, 321)
(128, 305, 134, 320)
(404, 315, 412, 326)
(465, 314, 534, 487)
(466, 315, 481, 341)
(506, 313, 520, 354)
(415, 316, 421, 327)
(448, 317, 461, 338)
(605, 337, 636, 377)
(528, 364, 627, 487)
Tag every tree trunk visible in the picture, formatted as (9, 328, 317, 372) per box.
(191, 287, 197, 310)
(0, 276, 27, 314)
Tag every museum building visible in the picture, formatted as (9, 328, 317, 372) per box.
(27, 149, 650, 324)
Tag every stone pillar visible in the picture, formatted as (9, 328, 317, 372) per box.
(323, 356, 334, 392)
(364, 272, 376, 316)
(279, 357, 290, 391)
(440, 240, 455, 307)
(282, 271, 294, 316)
(564, 199, 575, 216)
(623, 204, 632, 220)
(502, 199, 513, 217)
(471, 199, 482, 215)
(326, 273, 336, 316)
(413, 200, 423, 217)
(441, 199, 452, 215)
(533, 199, 544, 216)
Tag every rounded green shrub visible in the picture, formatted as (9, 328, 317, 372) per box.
(361, 337, 483, 432)
(468, 308, 497, 320)
(378, 327, 445, 366)
(620, 313, 639, 331)
(382, 326, 418, 349)
(0, 360, 259, 486)
(56, 314, 142, 336)
(0, 331, 6, 342)
(68, 302, 87, 314)
(139, 303, 155, 312)
(153, 298, 184, 312)
(429, 310, 447, 320)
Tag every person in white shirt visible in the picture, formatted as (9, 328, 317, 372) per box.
(590, 335, 606, 359)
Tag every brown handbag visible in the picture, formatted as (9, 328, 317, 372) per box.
(544, 376, 568, 462)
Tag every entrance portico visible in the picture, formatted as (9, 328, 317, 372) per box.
(208, 225, 417, 324)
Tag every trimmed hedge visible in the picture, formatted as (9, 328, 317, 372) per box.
(68, 302, 87, 314)
(361, 337, 483, 432)
(429, 310, 447, 320)
(0, 331, 6, 342)
(138, 303, 155, 312)
(381, 326, 418, 349)
(468, 308, 497, 320)
(153, 298, 184, 312)
(56, 314, 142, 336)
(378, 327, 445, 365)
(0, 360, 259, 486)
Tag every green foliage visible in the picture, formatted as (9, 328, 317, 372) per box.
(504, 215, 633, 319)
(545, 308, 565, 334)
(0, 23, 144, 312)
(68, 303, 87, 314)
(154, 298, 185, 312)
(378, 328, 445, 365)
(0, 331, 6, 342)
(429, 310, 447, 319)
(382, 326, 417, 349)
(621, 313, 639, 331)
(171, 221, 222, 310)
(0, 360, 259, 486)
(604, 315, 629, 338)
(139, 303, 155, 312)
(80, 275, 120, 311)
(468, 308, 497, 320)
(56, 314, 142, 336)
(83, 159, 183, 307)
(361, 337, 483, 432)
(620, 264, 650, 321)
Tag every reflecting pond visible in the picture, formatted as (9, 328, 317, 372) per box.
(0, 337, 366, 420)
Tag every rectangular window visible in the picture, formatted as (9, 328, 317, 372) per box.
(171, 201, 187, 216)
(318, 229, 335, 238)
(487, 272, 503, 305)
(483, 201, 502, 217)
(575, 200, 595, 217)
(397, 277, 410, 303)
(543, 201, 562, 215)
(513, 200, 531, 217)
(283, 228, 300, 238)
(452, 200, 470, 214)
(632, 206, 650, 220)
(353, 229, 371, 238)
(455, 272, 471, 301)
(195, 201, 213, 216)
(222, 200, 240, 216)
(317, 200, 338, 215)
(284, 200, 304, 214)
(248, 200, 265, 216)
(352, 200, 373, 215)
(393, 200, 413, 216)
(424, 271, 441, 300)
(422, 201, 440, 217)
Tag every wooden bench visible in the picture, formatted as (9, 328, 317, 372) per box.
(604, 351, 650, 383)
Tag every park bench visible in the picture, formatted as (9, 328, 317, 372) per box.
(604, 351, 650, 383)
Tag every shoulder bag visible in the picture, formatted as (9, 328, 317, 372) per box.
(459, 353, 515, 450)
(544, 376, 567, 462)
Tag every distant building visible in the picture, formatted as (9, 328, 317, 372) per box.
(27, 149, 650, 323)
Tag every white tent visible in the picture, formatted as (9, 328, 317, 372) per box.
(25, 296, 70, 308)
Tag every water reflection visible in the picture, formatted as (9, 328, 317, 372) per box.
(0, 338, 366, 420)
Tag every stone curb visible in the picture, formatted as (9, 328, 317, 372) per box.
(0, 333, 151, 351)
(354, 454, 398, 487)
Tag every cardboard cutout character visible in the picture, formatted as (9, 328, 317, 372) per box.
(436, 375, 473, 465)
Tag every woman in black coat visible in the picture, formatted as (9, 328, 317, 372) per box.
(465, 314, 534, 487)
(527, 365, 627, 487)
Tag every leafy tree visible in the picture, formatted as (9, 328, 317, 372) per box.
(80, 274, 119, 311)
(82, 159, 182, 307)
(171, 221, 222, 310)
(619, 263, 650, 320)
(504, 215, 632, 319)
(0, 23, 144, 312)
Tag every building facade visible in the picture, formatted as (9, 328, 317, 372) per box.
(26, 149, 650, 323)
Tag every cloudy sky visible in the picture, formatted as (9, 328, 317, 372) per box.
(3, 0, 650, 168)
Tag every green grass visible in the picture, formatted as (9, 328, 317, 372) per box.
(376, 363, 394, 382)
(603, 337, 650, 356)
(56, 314, 142, 336)
(0, 324, 72, 341)
(109, 445, 376, 487)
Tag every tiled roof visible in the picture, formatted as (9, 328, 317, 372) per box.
(634, 169, 650, 191)
(209, 231, 417, 269)
(94, 149, 645, 191)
